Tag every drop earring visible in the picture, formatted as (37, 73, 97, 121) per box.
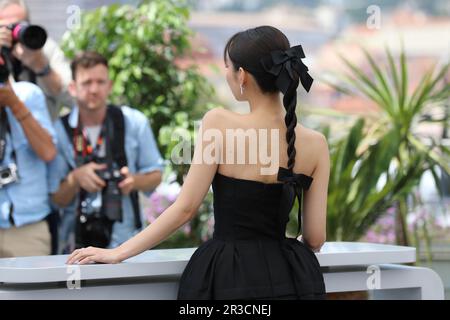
(240, 84, 244, 95)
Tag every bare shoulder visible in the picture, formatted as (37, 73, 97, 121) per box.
(297, 125, 328, 146)
(296, 124, 329, 163)
(201, 107, 239, 128)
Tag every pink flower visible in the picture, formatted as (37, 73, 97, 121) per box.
(365, 230, 379, 242)
(167, 193, 178, 203)
(144, 182, 181, 224)
(386, 206, 396, 215)
(182, 223, 191, 235)
(362, 209, 396, 244)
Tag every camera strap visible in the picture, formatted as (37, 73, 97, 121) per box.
(0, 108, 18, 165)
(104, 113, 115, 172)
(0, 108, 8, 163)
(105, 106, 142, 229)
(11, 57, 36, 85)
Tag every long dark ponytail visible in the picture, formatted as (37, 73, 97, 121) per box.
(224, 26, 312, 172)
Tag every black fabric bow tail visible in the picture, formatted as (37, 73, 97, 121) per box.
(260, 45, 314, 95)
(277, 167, 313, 236)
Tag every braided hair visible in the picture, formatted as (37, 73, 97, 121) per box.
(224, 26, 310, 172)
(283, 77, 299, 171)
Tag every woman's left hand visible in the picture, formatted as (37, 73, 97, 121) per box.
(66, 246, 122, 265)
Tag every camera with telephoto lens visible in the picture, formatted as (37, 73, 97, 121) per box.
(7, 22, 47, 50)
(0, 22, 47, 84)
(0, 163, 19, 188)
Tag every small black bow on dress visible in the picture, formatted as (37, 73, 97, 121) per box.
(261, 45, 313, 95)
(277, 167, 313, 236)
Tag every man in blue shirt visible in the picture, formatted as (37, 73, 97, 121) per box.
(50, 51, 164, 252)
(0, 79, 57, 257)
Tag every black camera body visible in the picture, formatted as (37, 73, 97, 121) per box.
(95, 166, 123, 183)
(0, 163, 19, 188)
(76, 210, 113, 249)
(76, 161, 125, 249)
(95, 166, 124, 222)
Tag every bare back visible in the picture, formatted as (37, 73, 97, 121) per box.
(214, 108, 324, 183)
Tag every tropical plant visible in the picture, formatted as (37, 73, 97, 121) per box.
(327, 118, 430, 241)
(320, 45, 449, 244)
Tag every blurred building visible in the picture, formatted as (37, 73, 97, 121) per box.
(314, 7, 450, 115)
(26, 0, 136, 42)
(187, 4, 342, 112)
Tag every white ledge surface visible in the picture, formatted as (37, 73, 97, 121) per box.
(0, 242, 416, 283)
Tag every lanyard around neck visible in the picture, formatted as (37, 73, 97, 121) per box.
(73, 119, 107, 165)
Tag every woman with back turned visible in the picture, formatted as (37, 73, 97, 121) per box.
(67, 26, 329, 300)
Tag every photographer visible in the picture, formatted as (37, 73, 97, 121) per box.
(0, 0, 72, 120)
(0, 60, 57, 257)
(50, 51, 164, 252)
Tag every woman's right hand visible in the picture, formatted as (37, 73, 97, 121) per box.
(66, 246, 123, 265)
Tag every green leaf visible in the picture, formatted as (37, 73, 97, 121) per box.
(399, 43, 408, 112)
(361, 47, 394, 110)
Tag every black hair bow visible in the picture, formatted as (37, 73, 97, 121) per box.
(261, 45, 313, 94)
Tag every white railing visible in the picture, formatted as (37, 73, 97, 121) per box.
(0, 242, 444, 300)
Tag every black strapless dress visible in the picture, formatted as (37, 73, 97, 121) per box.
(177, 168, 326, 300)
